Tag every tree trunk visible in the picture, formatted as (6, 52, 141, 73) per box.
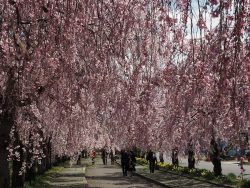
(37, 158, 46, 175)
(45, 139, 52, 170)
(0, 112, 12, 188)
(210, 138, 222, 176)
(38, 139, 51, 174)
(25, 162, 36, 185)
(188, 156, 195, 169)
(0, 102, 14, 187)
(12, 130, 25, 188)
(0, 126, 11, 188)
(212, 158, 222, 176)
(188, 147, 195, 169)
(12, 160, 25, 188)
(0, 69, 16, 188)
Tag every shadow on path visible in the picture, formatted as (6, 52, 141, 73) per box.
(48, 160, 87, 188)
(85, 158, 163, 188)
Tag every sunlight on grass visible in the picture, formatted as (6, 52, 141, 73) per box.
(136, 157, 245, 187)
(24, 166, 64, 188)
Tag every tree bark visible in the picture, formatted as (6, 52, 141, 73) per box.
(25, 162, 36, 185)
(210, 139, 222, 176)
(44, 139, 52, 170)
(12, 130, 25, 188)
(37, 158, 46, 175)
(12, 160, 25, 188)
(37, 138, 51, 174)
(0, 69, 16, 188)
(188, 151, 195, 169)
(0, 120, 11, 188)
(187, 143, 195, 169)
(212, 158, 222, 176)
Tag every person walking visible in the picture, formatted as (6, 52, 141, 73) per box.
(91, 150, 96, 165)
(105, 150, 108, 164)
(121, 150, 129, 176)
(110, 150, 115, 165)
(101, 149, 107, 165)
(77, 155, 81, 165)
(128, 151, 136, 177)
(146, 150, 157, 173)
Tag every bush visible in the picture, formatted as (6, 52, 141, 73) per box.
(240, 180, 250, 188)
(227, 173, 237, 180)
(181, 167, 190, 174)
(203, 171, 214, 179)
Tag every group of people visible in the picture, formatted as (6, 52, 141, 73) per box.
(90, 141, 225, 178)
(90, 149, 115, 165)
(121, 150, 136, 176)
(101, 149, 115, 165)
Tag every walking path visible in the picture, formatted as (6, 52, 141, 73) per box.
(85, 157, 163, 188)
(46, 157, 234, 188)
(46, 161, 87, 188)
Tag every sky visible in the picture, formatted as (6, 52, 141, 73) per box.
(185, 0, 220, 39)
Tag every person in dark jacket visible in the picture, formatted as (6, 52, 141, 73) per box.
(146, 150, 157, 173)
(128, 151, 136, 176)
(121, 150, 129, 176)
(110, 150, 115, 165)
(101, 149, 107, 165)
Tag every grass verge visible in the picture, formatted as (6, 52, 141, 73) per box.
(136, 157, 246, 187)
(24, 166, 64, 188)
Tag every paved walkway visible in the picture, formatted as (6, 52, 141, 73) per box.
(84, 157, 232, 188)
(47, 161, 87, 188)
(85, 158, 163, 188)
(47, 157, 234, 188)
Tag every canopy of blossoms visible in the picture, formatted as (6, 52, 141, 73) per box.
(0, 0, 250, 175)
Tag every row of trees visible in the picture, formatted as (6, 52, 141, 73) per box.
(0, 0, 250, 187)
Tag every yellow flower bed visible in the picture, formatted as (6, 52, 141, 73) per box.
(136, 157, 148, 165)
(157, 162, 171, 168)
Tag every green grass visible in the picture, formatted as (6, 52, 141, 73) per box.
(240, 179, 250, 188)
(24, 166, 64, 188)
(136, 157, 245, 187)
